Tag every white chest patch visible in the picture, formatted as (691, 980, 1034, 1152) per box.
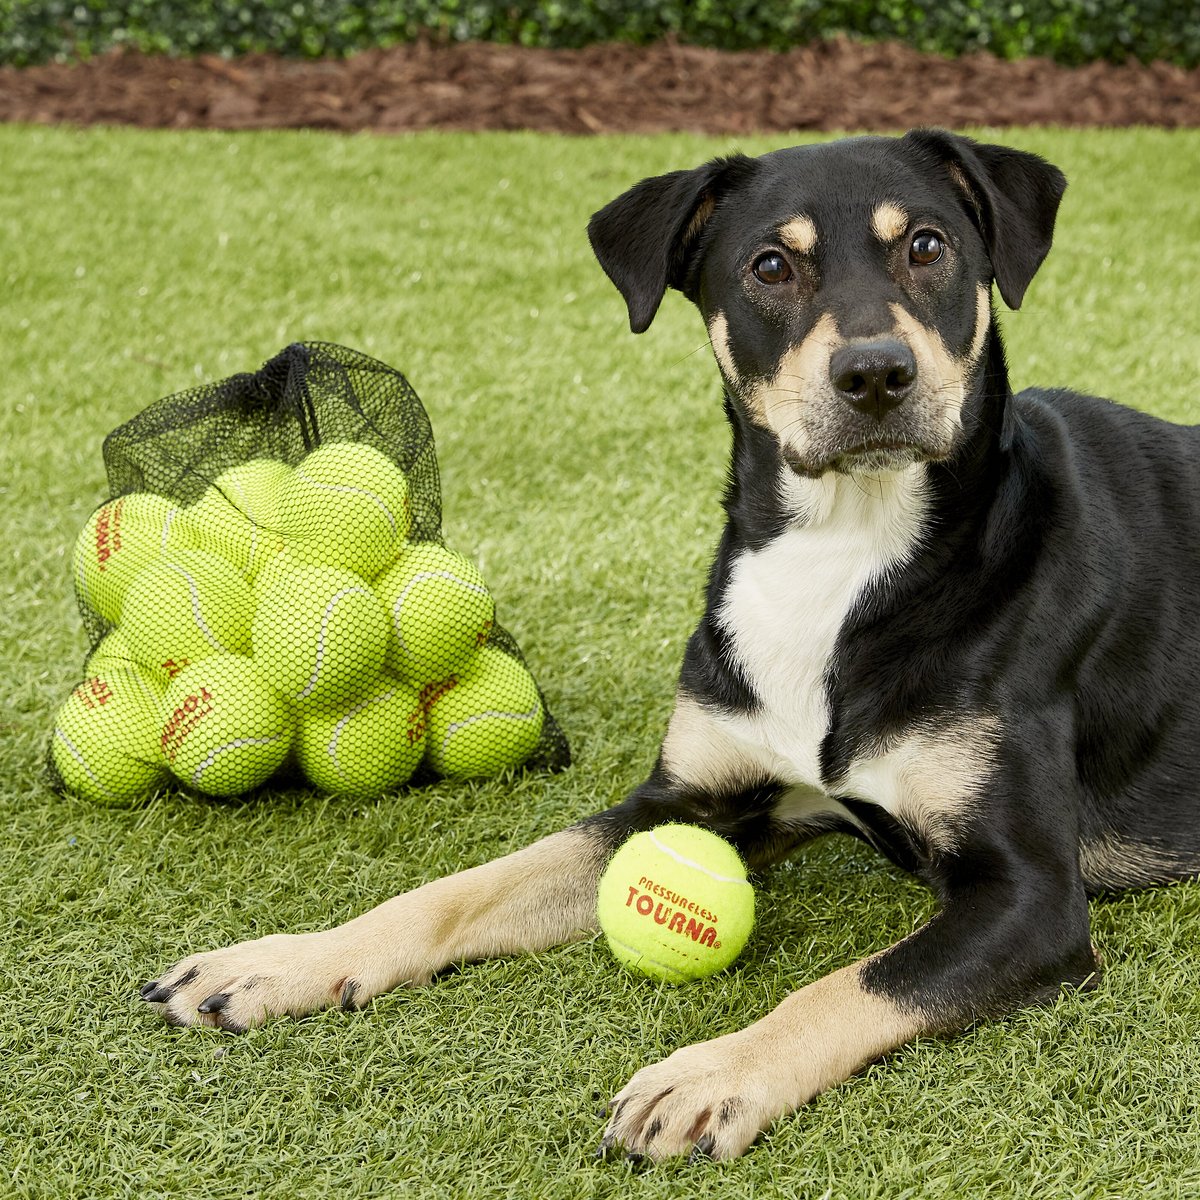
(714, 464, 929, 792)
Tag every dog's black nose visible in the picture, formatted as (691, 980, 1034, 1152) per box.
(829, 340, 917, 420)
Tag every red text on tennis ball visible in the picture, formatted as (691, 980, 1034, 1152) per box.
(422, 646, 543, 778)
(596, 825, 755, 983)
(51, 666, 169, 806)
(72, 492, 197, 624)
(160, 655, 292, 795)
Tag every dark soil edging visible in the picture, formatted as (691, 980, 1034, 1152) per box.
(1, 38, 1197, 132)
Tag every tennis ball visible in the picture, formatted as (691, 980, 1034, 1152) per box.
(280, 442, 411, 578)
(253, 565, 389, 706)
(253, 545, 300, 600)
(72, 492, 197, 623)
(296, 675, 426, 796)
(85, 629, 172, 695)
(160, 655, 293, 795)
(596, 825, 755, 984)
(375, 543, 495, 685)
(121, 548, 254, 670)
(422, 645, 543, 778)
(184, 458, 291, 580)
(50, 666, 169, 806)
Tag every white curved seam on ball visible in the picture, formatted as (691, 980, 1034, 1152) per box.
(647, 829, 749, 886)
(160, 507, 185, 552)
(298, 585, 374, 700)
(438, 705, 540, 750)
(391, 569, 487, 658)
(604, 933, 689, 981)
(168, 563, 230, 653)
(192, 733, 287, 785)
(53, 728, 122, 799)
(327, 687, 399, 777)
(295, 470, 400, 534)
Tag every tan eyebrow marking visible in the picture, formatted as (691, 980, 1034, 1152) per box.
(870, 202, 909, 243)
(779, 215, 818, 254)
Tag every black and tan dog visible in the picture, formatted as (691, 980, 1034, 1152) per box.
(142, 130, 1200, 1161)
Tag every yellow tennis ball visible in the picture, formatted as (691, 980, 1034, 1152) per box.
(184, 458, 291, 580)
(280, 442, 411, 578)
(252, 565, 389, 707)
(422, 646, 544, 778)
(50, 666, 169, 806)
(72, 492, 196, 623)
(375, 543, 495, 685)
(85, 629, 172, 696)
(596, 825, 755, 984)
(159, 655, 293, 796)
(121, 548, 254, 669)
(253, 545, 300, 600)
(295, 675, 426, 796)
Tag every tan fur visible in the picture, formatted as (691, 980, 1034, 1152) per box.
(708, 312, 738, 382)
(150, 829, 603, 1028)
(779, 214, 818, 254)
(1079, 832, 1187, 891)
(743, 310, 839, 440)
(603, 957, 926, 1160)
(661, 689, 771, 794)
(965, 282, 991, 365)
(737, 284, 989, 473)
(841, 715, 1001, 851)
(870, 201, 909, 243)
(684, 193, 717, 247)
(888, 289, 988, 454)
(946, 163, 984, 224)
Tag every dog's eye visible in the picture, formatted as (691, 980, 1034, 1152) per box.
(752, 253, 792, 284)
(910, 231, 944, 265)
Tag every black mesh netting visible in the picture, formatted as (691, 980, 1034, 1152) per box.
(49, 341, 570, 804)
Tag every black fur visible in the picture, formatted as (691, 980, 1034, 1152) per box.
(583, 130, 1199, 1030)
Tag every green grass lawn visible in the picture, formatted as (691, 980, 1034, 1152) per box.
(2, 124, 1198, 1200)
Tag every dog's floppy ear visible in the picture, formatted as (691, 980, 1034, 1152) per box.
(904, 129, 1067, 310)
(588, 155, 755, 333)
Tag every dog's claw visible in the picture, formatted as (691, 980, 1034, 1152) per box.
(197, 992, 229, 1014)
(690, 1133, 716, 1162)
(140, 980, 160, 999)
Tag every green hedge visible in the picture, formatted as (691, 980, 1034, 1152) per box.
(2, 0, 1196, 68)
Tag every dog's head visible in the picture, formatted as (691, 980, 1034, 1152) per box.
(588, 131, 1065, 477)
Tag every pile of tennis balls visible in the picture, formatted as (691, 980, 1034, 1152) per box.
(52, 441, 545, 805)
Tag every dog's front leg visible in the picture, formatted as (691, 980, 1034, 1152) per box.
(600, 796, 1100, 1161)
(141, 825, 610, 1031)
(141, 746, 783, 1032)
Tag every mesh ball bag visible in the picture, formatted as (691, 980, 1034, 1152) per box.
(51, 341, 570, 803)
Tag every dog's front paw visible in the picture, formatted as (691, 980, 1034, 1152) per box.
(598, 1032, 784, 1162)
(140, 931, 377, 1032)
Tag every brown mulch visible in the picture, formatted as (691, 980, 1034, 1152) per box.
(1, 38, 1198, 133)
